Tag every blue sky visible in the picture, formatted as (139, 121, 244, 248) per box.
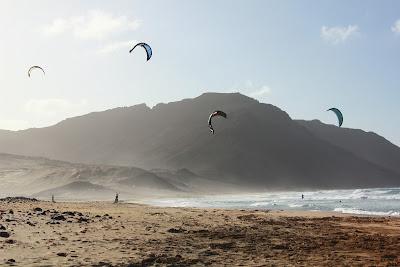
(1, 0, 400, 145)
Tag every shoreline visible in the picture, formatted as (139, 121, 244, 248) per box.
(1, 199, 400, 266)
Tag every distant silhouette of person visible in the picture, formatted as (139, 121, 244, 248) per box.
(114, 193, 119, 204)
(301, 194, 304, 200)
(51, 195, 55, 203)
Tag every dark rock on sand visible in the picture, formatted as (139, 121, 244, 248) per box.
(51, 214, 66, 221)
(77, 217, 90, 223)
(57, 252, 67, 257)
(92, 261, 112, 266)
(0, 197, 37, 203)
(0, 231, 10, 238)
(0, 224, 5, 230)
(167, 228, 186, 233)
(209, 242, 235, 250)
(62, 211, 76, 216)
(33, 207, 42, 212)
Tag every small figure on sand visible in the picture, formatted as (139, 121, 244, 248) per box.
(301, 194, 304, 200)
(114, 192, 119, 204)
(51, 194, 55, 203)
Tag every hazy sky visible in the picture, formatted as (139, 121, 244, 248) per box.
(1, 1, 400, 145)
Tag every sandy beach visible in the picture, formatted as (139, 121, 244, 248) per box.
(0, 198, 399, 266)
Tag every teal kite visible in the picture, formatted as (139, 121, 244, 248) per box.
(327, 108, 343, 127)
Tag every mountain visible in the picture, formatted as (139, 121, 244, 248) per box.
(0, 93, 399, 189)
(296, 120, 400, 175)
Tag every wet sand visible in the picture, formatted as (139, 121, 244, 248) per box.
(0, 198, 399, 266)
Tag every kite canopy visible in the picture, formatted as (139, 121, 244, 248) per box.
(327, 108, 343, 127)
(28, 66, 45, 77)
(208, 110, 227, 134)
(129, 42, 152, 61)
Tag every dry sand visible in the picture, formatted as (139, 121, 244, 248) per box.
(0, 198, 399, 266)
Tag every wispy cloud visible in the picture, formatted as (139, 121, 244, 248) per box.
(97, 40, 136, 54)
(25, 98, 88, 116)
(0, 119, 31, 131)
(321, 25, 359, 44)
(391, 20, 400, 34)
(42, 10, 141, 40)
(240, 81, 271, 99)
(249, 86, 271, 98)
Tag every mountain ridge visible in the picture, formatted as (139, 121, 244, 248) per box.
(0, 92, 398, 190)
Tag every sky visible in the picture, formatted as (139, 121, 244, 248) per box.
(1, 0, 400, 145)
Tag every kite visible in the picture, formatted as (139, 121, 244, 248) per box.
(327, 108, 343, 127)
(28, 66, 45, 77)
(129, 43, 152, 61)
(208, 110, 227, 134)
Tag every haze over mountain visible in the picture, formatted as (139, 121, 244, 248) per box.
(0, 93, 399, 190)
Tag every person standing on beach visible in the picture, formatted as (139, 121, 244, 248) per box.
(301, 194, 304, 200)
(114, 193, 119, 204)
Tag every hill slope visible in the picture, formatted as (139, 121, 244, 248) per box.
(296, 120, 400, 175)
(0, 153, 230, 200)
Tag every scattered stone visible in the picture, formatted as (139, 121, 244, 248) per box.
(78, 217, 89, 223)
(209, 242, 235, 250)
(0, 231, 10, 238)
(8, 210, 13, 214)
(5, 239, 15, 244)
(6, 259, 15, 263)
(51, 214, 66, 221)
(62, 211, 76, 216)
(167, 228, 185, 233)
(57, 252, 67, 257)
(200, 250, 219, 256)
(26, 221, 35, 226)
(0, 224, 5, 230)
(0, 197, 38, 203)
(92, 261, 112, 267)
(272, 244, 289, 250)
(382, 254, 397, 260)
(33, 207, 42, 212)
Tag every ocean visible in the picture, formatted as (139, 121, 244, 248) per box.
(143, 187, 400, 216)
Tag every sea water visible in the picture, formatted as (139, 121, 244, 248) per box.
(143, 188, 400, 216)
